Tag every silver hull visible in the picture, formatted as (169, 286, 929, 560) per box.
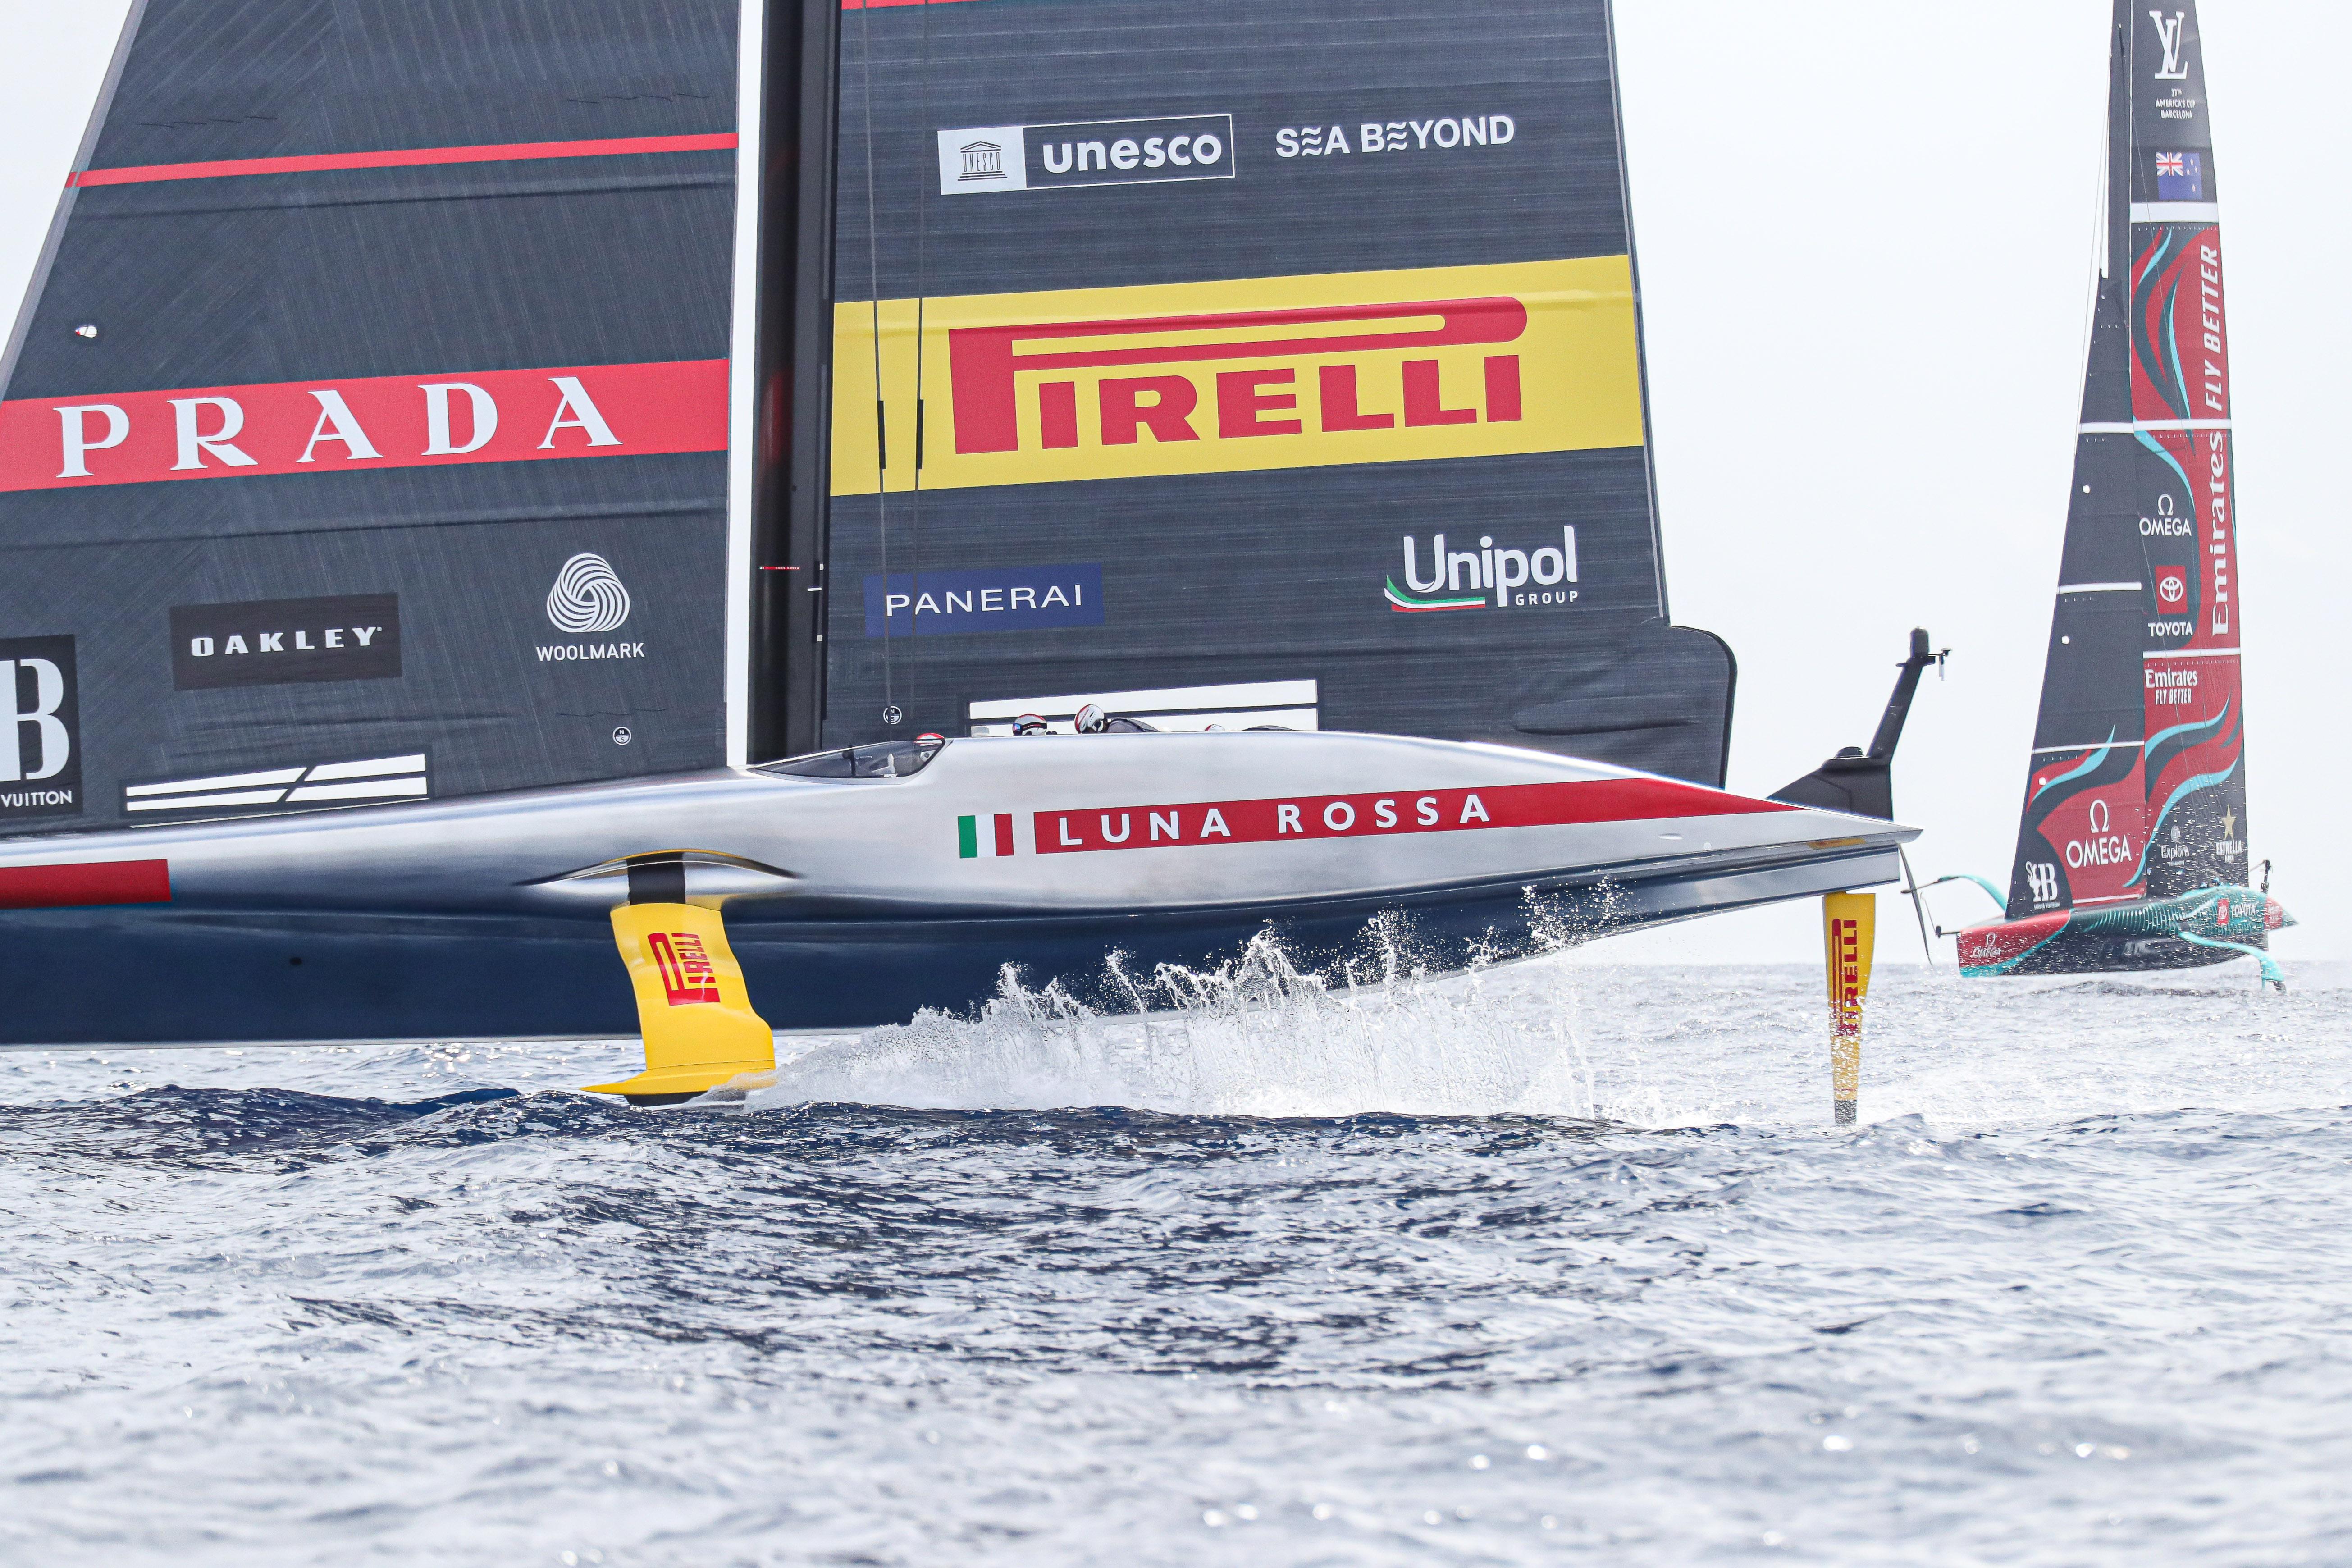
(0, 731, 1914, 1045)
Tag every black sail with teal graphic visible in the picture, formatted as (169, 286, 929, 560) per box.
(2001, 0, 2248, 923)
(816, 0, 1737, 785)
(0, 0, 740, 831)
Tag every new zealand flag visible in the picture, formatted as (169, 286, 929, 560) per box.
(2155, 151, 2204, 201)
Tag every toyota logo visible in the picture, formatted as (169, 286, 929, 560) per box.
(2158, 572, 2187, 607)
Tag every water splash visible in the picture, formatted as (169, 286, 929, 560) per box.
(757, 913, 1630, 1119)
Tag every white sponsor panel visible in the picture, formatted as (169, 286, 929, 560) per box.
(968, 679, 1317, 736)
(124, 754, 428, 813)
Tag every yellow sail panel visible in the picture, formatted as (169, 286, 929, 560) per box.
(831, 256, 1643, 495)
(584, 902, 776, 1102)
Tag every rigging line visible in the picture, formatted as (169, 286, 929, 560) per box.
(906, 0, 936, 724)
(1897, 847, 1937, 966)
(859, 0, 891, 717)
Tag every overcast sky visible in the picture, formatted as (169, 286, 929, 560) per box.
(1, 1, 2340, 969)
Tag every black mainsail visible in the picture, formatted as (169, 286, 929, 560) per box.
(1959, 0, 2285, 978)
(1, 0, 742, 828)
(810, 0, 1735, 782)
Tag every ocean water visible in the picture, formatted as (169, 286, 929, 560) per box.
(4, 947, 2349, 1565)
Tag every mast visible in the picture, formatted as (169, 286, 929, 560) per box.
(2002, 0, 2246, 920)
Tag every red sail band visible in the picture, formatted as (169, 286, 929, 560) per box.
(0, 360, 728, 493)
(68, 133, 739, 188)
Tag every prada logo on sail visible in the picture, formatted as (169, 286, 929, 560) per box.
(832, 259, 1644, 494)
(171, 594, 401, 689)
(2148, 11, 2191, 81)
(0, 635, 81, 819)
(1, 361, 725, 493)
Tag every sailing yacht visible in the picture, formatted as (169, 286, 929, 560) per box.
(0, 0, 1916, 1081)
(1951, 0, 2292, 981)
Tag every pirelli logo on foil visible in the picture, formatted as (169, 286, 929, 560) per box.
(831, 258, 1642, 494)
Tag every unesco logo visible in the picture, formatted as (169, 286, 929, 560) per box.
(936, 114, 1235, 195)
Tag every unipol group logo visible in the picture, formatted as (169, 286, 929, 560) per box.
(833, 259, 1644, 495)
(2149, 10, 2191, 79)
(546, 553, 631, 634)
(1387, 528, 1580, 613)
(0, 635, 80, 820)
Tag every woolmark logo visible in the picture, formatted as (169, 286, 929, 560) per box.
(1387, 528, 1579, 613)
(547, 554, 631, 634)
(535, 553, 647, 663)
(936, 115, 1233, 195)
(0, 635, 81, 819)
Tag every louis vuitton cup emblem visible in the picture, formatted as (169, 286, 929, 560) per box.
(2150, 10, 2191, 79)
(958, 140, 1007, 181)
(545, 553, 631, 634)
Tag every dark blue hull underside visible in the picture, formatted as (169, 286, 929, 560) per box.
(0, 849, 1891, 1047)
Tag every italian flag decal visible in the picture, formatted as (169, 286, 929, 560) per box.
(958, 813, 1017, 859)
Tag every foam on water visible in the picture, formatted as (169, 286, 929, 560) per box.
(761, 935, 2351, 1128)
(5, 951, 2351, 1566)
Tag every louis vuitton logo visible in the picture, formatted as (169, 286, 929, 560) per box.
(2149, 10, 2191, 81)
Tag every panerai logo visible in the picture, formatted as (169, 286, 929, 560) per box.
(2149, 10, 2191, 79)
(171, 594, 401, 689)
(1386, 529, 1579, 613)
(0, 635, 81, 818)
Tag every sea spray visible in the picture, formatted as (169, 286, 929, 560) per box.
(754, 913, 1624, 1118)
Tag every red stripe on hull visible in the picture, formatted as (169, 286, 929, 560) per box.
(0, 860, 171, 910)
(68, 133, 738, 188)
(1036, 778, 1793, 855)
(1955, 910, 2069, 968)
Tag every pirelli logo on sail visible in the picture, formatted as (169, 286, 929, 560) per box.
(832, 258, 1643, 494)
